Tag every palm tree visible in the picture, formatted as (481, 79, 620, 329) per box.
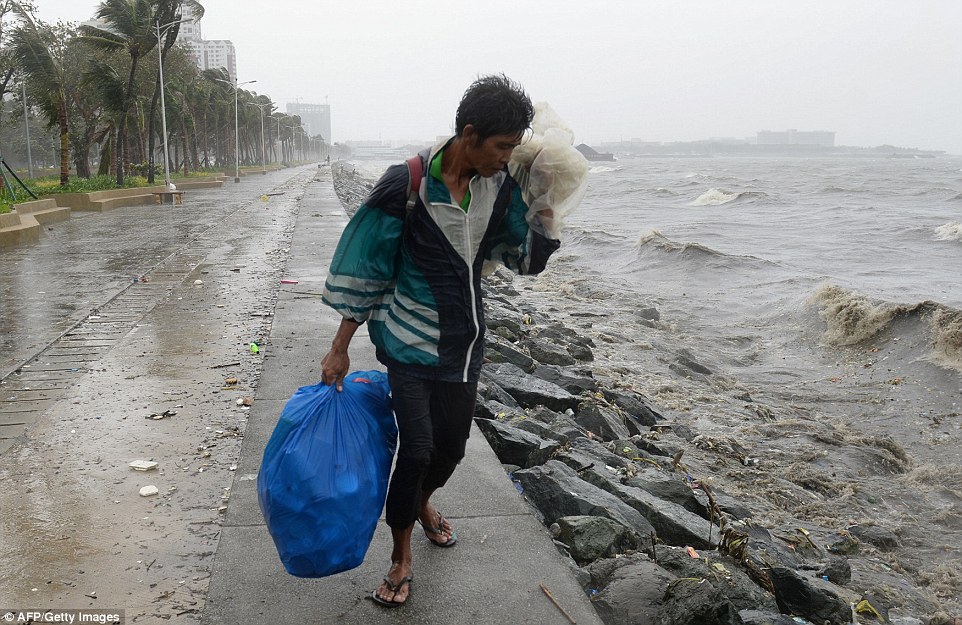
(82, 57, 127, 176)
(144, 0, 204, 183)
(80, 0, 157, 185)
(10, 14, 71, 185)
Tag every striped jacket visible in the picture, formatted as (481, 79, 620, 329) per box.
(322, 140, 560, 383)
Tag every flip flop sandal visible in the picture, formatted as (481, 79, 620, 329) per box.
(420, 511, 458, 548)
(371, 575, 413, 608)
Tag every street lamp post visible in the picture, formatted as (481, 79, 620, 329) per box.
(215, 78, 256, 182)
(154, 16, 192, 190)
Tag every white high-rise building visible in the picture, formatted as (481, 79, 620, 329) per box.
(180, 5, 237, 82)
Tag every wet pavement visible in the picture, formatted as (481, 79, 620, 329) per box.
(0, 167, 602, 625)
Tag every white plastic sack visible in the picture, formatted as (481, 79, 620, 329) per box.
(510, 102, 589, 239)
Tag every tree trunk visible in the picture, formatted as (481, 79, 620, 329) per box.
(116, 56, 140, 185)
(98, 137, 112, 176)
(58, 107, 69, 186)
(146, 76, 160, 184)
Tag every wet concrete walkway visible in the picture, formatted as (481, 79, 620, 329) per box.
(0, 166, 601, 625)
(201, 170, 602, 625)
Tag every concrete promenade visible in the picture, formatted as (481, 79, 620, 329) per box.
(200, 172, 603, 624)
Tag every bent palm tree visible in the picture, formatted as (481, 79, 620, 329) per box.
(10, 15, 71, 186)
(80, 0, 156, 185)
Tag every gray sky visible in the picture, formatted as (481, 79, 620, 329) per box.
(34, 0, 962, 153)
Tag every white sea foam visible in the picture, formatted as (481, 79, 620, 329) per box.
(589, 165, 620, 174)
(934, 222, 962, 242)
(690, 188, 740, 206)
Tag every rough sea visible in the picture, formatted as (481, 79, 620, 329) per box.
(349, 154, 962, 609)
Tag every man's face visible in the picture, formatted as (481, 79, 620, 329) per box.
(463, 128, 524, 177)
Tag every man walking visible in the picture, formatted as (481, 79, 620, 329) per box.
(320, 74, 559, 608)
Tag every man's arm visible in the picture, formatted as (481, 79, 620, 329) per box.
(320, 318, 360, 391)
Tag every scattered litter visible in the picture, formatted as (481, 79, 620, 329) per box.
(260, 195, 269, 202)
(685, 546, 700, 558)
(280, 279, 299, 285)
(238, 473, 258, 481)
(193, 279, 203, 286)
(237, 397, 253, 407)
(139, 485, 160, 497)
(85, 591, 97, 599)
(129, 460, 159, 471)
(230, 267, 241, 272)
(250, 343, 260, 354)
(146, 409, 177, 420)
(210, 361, 241, 369)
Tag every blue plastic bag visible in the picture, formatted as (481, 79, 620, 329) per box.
(257, 370, 397, 577)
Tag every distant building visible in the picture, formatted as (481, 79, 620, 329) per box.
(756, 129, 835, 147)
(286, 102, 332, 143)
(575, 143, 615, 161)
(180, 5, 237, 82)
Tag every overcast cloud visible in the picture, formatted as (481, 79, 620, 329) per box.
(34, 0, 962, 153)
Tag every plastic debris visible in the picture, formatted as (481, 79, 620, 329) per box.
(685, 546, 700, 558)
(237, 397, 253, 407)
(193, 279, 203, 286)
(250, 343, 260, 354)
(146, 409, 177, 420)
(129, 460, 159, 471)
(280, 279, 299, 285)
(139, 485, 159, 497)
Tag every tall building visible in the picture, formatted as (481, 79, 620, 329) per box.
(286, 103, 332, 143)
(180, 5, 237, 82)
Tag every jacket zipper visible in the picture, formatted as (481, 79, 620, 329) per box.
(461, 197, 479, 383)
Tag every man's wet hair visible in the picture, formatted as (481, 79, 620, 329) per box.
(455, 74, 534, 144)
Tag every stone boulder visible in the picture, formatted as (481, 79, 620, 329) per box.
(474, 418, 560, 469)
(526, 338, 576, 366)
(738, 610, 798, 625)
(768, 566, 852, 625)
(554, 515, 645, 565)
(848, 524, 902, 552)
(477, 377, 520, 408)
(601, 388, 663, 427)
(532, 364, 598, 394)
(484, 336, 536, 372)
(658, 577, 742, 625)
(588, 555, 675, 625)
(482, 363, 579, 412)
(563, 457, 720, 550)
(817, 556, 852, 585)
(653, 546, 779, 613)
(513, 460, 656, 538)
(574, 402, 632, 441)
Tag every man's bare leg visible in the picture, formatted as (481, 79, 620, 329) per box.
(374, 525, 414, 605)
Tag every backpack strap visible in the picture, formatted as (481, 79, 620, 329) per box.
(404, 149, 429, 213)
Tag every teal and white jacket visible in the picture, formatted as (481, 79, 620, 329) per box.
(322, 140, 560, 383)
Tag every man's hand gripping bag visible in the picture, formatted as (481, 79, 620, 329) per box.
(257, 371, 397, 577)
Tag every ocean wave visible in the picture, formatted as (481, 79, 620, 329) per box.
(821, 186, 863, 194)
(589, 165, 621, 174)
(950, 191, 962, 201)
(934, 223, 962, 242)
(634, 230, 771, 266)
(809, 284, 962, 373)
(689, 188, 771, 206)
